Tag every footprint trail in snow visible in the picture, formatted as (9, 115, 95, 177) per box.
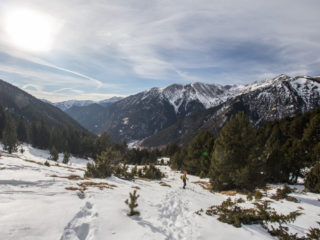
(60, 200, 98, 240)
(157, 189, 198, 240)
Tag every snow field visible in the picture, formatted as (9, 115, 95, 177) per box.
(0, 144, 320, 239)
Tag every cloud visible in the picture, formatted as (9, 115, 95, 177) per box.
(0, 0, 319, 97)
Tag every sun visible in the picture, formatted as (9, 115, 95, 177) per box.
(4, 8, 57, 52)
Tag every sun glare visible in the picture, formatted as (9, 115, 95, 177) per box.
(4, 8, 57, 52)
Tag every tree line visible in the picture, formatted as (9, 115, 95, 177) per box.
(0, 106, 163, 162)
(169, 108, 320, 191)
(0, 106, 124, 158)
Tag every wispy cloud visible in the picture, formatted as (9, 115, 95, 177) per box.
(0, 0, 319, 100)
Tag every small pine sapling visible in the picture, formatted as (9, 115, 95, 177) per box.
(125, 190, 140, 216)
(49, 146, 59, 161)
(254, 190, 263, 201)
(63, 152, 70, 164)
(247, 192, 253, 201)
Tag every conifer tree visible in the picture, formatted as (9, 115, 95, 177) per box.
(209, 112, 264, 191)
(49, 146, 59, 161)
(39, 120, 50, 149)
(2, 114, 18, 154)
(125, 190, 140, 216)
(264, 124, 287, 182)
(85, 149, 122, 178)
(183, 131, 214, 175)
(305, 163, 320, 193)
(17, 116, 29, 143)
(63, 152, 70, 164)
(0, 106, 5, 139)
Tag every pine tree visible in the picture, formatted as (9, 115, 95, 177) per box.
(305, 163, 320, 193)
(49, 146, 59, 161)
(209, 112, 264, 191)
(170, 148, 187, 170)
(17, 116, 29, 143)
(63, 152, 70, 164)
(85, 149, 122, 178)
(183, 131, 214, 176)
(0, 106, 5, 139)
(39, 120, 50, 149)
(2, 114, 18, 154)
(125, 190, 140, 216)
(264, 124, 287, 182)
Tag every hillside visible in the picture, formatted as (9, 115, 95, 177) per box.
(0, 79, 86, 131)
(0, 144, 319, 239)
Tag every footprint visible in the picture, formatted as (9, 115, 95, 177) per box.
(60, 201, 97, 240)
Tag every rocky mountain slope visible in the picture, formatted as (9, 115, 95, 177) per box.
(54, 74, 320, 146)
(48, 97, 123, 111)
(142, 75, 320, 147)
(89, 82, 238, 140)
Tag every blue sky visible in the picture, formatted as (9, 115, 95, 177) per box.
(0, 0, 319, 102)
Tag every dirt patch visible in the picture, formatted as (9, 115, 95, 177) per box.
(131, 186, 141, 190)
(65, 181, 117, 193)
(24, 159, 44, 166)
(159, 181, 171, 187)
(65, 186, 82, 191)
(50, 174, 89, 181)
(219, 190, 237, 196)
(192, 181, 213, 190)
(137, 177, 151, 182)
(78, 181, 117, 190)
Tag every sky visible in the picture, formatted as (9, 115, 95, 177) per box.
(0, 0, 319, 102)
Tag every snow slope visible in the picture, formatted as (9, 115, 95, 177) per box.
(0, 145, 319, 240)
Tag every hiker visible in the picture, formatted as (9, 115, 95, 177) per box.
(180, 171, 188, 189)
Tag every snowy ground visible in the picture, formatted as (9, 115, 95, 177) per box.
(0, 144, 320, 240)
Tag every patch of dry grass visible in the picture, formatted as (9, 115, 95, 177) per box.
(159, 181, 171, 187)
(65, 186, 81, 191)
(50, 174, 89, 180)
(77, 181, 117, 190)
(137, 177, 152, 182)
(219, 190, 237, 196)
(192, 181, 213, 190)
(131, 186, 141, 190)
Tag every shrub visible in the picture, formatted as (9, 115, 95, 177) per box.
(199, 171, 206, 179)
(63, 152, 70, 164)
(271, 184, 298, 202)
(247, 192, 253, 201)
(114, 164, 134, 180)
(305, 163, 320, 193)
(44, 161, 50, 167)
(131, 165, 138, 176)
(49, 146, 58, 161)
(125, 190, 140, 216)
(254, 190, 263, 201)
(85, 149, 121, 178)
(140, 164, 164, 180)
(205, 198, 301, 229)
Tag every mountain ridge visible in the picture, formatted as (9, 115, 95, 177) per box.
(141, 74, 320, 147)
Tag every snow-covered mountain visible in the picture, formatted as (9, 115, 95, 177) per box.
(60, 74, 320, 145)
(47, 97, 123, 111)
(142, 75, 320, 147)
(98, 97, 124, 107)
(52, 100, 96, 111)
